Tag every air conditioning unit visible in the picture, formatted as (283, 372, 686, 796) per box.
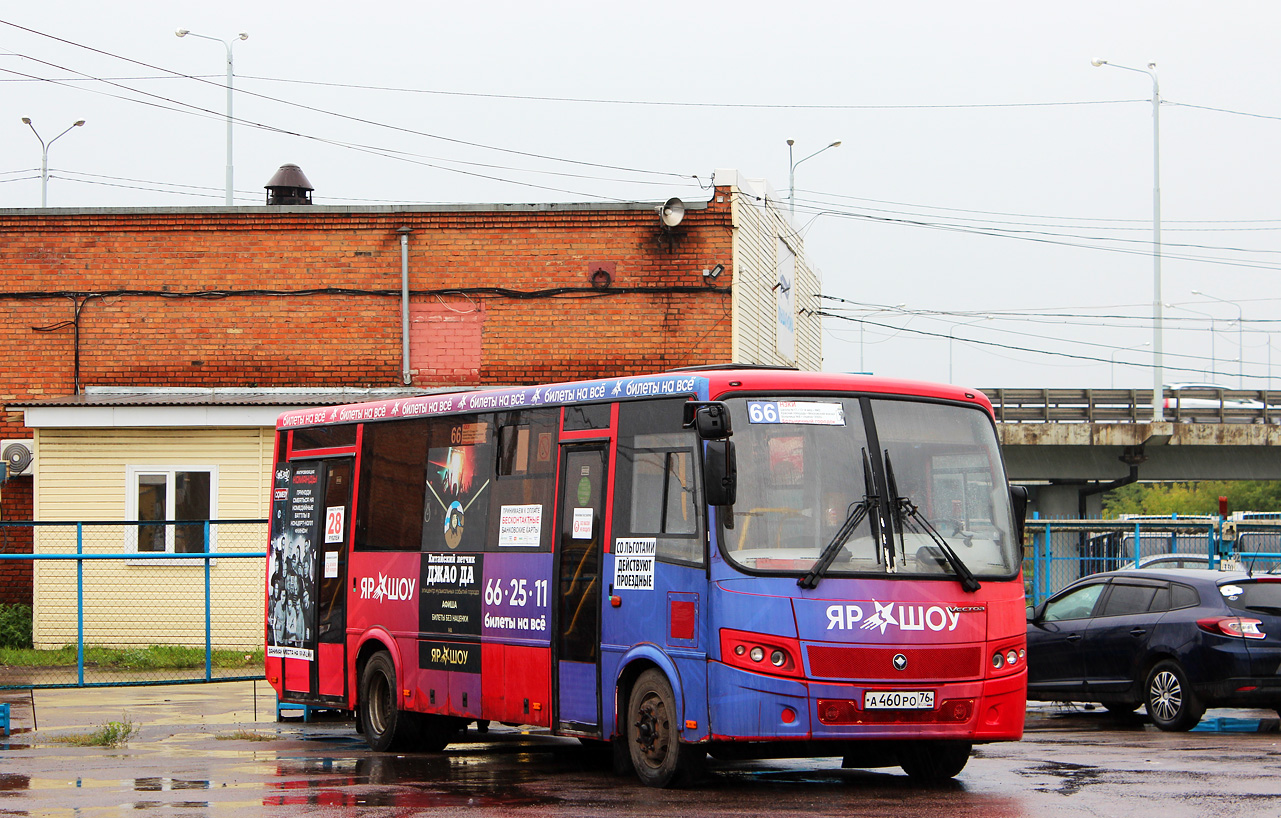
(2, 440, 35, 477)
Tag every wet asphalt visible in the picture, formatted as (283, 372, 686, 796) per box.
(1, 682, 1279, 817)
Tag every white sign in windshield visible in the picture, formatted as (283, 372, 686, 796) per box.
(747, 400, 846, 426)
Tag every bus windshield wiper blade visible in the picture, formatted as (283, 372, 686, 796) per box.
(885, 452, 981, 594)
(798, 449, 876, 590)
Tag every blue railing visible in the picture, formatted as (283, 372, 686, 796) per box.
(1024, 514, 1281, 605)
(0, 519, 267, 690)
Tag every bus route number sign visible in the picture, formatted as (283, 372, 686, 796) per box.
(747, 401, 845, 426)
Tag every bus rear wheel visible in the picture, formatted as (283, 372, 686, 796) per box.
(359, 651, 410, 752)
(627, 669, 703, 788)
(898, 740, 971, 781)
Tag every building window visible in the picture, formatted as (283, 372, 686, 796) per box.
(126, 466, 217, 557)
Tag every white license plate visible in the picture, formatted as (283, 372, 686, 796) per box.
(863, 690, 935, 710)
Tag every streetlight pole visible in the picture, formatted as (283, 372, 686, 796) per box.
(1093, 58, 1163, 420)
(1110, 342, 1151, 388)
(20, 118, 85, 207)
(177, 28, 248, 206)
(1192, 289, 1244, 388)
(787, 139, 841, 220)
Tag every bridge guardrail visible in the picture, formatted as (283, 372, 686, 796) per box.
(983, 387, 1281, 424)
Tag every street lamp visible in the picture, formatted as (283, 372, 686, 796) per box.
(1110, 342, 1150, 388)
(20, 117, 85, 207)
(176, 28, 248, 206)
(787, 139, 841, 220)
(1093, 58, 1163, 420)
(1192, 289, 1244, 388)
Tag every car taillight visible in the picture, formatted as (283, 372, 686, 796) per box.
(720, 628, 804, 678)
(1197, 617, 1266, 639)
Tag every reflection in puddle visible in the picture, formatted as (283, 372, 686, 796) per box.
(1192, 716, 1280, 733)
(1020, 760, 1105, 796)
(0, 773, 31, 792)
(134, 778, 212, 792)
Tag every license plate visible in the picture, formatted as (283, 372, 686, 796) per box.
(863, 690, 935, 710)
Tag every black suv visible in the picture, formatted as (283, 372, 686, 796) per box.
(1026, 569, 1281, 730)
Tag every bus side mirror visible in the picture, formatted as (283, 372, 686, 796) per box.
(1009, 485, 1028, 543)
(683, 401, 732, 440)
(704, 439, 737, 507)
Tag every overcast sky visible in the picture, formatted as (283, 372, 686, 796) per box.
(3, 2, 1279, 390)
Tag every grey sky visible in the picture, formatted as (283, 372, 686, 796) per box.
(3, 1, 1278, 389)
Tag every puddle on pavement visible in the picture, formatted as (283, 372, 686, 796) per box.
(1020, 760, 1105, 796)
(1191, 716, 1280, 733)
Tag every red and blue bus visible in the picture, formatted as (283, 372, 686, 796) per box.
(266, 366, 1028, 786)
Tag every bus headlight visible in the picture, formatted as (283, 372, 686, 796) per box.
(749, 646, 765, 663)
(770, 649, 786, 667)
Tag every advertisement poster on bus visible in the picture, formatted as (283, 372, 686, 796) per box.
(267, 464, 320, 660)
(422, 421, 493, 552)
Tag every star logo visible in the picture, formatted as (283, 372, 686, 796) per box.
(859, 600, 898, 635)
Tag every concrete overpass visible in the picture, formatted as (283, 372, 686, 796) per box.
(982, 388, 1281, 518)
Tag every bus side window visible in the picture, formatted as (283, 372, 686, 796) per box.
(488, 408, 559, 551)
(616, 400, 703, 567)
(354, 420, 429, 551)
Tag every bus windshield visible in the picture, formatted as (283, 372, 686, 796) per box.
(720, 396, 1019, 582)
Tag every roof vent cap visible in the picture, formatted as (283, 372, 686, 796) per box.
(265, 164, 314, 205)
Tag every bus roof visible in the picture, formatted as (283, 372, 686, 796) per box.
(275, 367, 993, 430)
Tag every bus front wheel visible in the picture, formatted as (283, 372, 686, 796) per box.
(627, 669, 703, 787)
(359, 652, 409, 752)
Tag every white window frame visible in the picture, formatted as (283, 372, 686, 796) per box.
(125, 465, 219, 565)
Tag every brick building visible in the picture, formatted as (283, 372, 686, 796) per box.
(0, 170, 821, 613)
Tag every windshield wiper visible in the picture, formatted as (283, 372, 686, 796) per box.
(798, 449, 878, 590)
(884, 452, 981, 593)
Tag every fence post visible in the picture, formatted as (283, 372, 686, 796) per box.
(1133, 520, 1141, 568)
(76, 522, 84, 687)
(205, 520, 212, 682)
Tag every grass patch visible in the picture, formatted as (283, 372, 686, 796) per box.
(0, 604, 32, 650)
(0, 645, 264, 670)
(49, 716, 137, 748)
(215, 729, 276, 742)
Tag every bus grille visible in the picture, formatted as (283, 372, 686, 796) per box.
(806, 645, 982, 682)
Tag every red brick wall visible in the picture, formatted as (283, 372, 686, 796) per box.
(0, 195, 736, 539)
(0, 477, 32, 606)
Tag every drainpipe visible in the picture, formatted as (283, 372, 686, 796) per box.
(397, 227, 413, 385)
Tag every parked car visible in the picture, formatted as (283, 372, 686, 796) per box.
(1163, 383, 1267, 423)
(1026, 568, 1281, 730)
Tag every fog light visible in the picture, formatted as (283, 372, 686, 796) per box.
(770, 649, 786, 667)
(750, 647, 765, 662)
(992, 652, 1005, 669)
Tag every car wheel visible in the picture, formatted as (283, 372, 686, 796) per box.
(359, 651, 410, 752)
(898, 741, 972, 780)
(1144, 660, 1205, 732)
(627, 669, 703, 787)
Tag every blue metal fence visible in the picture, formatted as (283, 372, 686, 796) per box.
(1024, 515, 1281, 606)
(0, 520, 267, 690)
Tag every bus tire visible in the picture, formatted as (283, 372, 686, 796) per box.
(626, 669, 703, 787)
(898, 740, 971, 781)
(359, 651, 409, 752)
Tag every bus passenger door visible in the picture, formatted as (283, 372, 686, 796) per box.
(554, 444, 607, 735)
(274, 458, 352, 704)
